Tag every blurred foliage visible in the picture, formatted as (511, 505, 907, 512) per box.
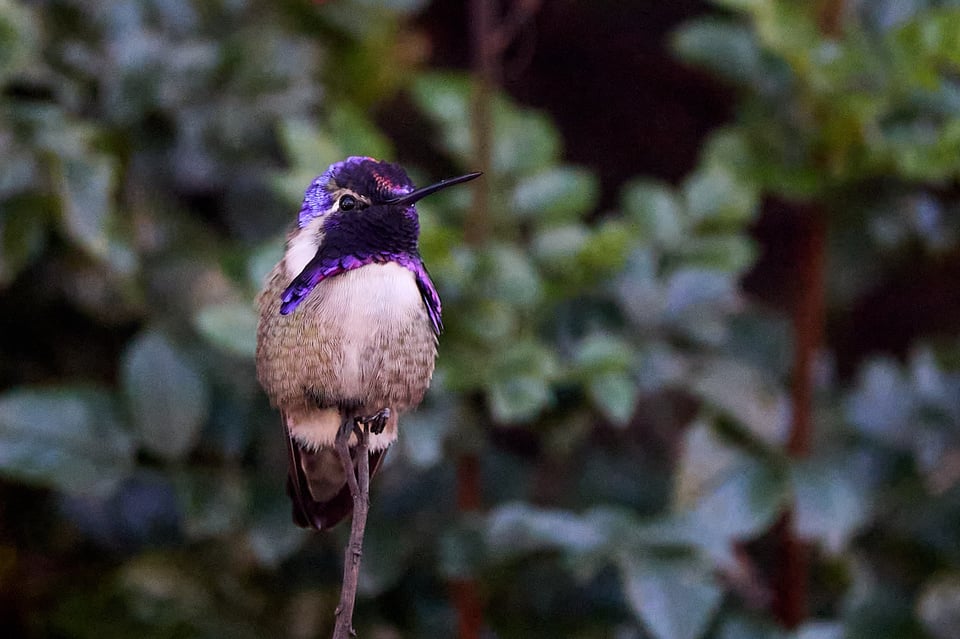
(2, 1, 960, 639)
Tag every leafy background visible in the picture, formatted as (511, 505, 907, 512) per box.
(2, 1, 960, 638)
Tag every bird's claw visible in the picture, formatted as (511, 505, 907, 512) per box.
(357, 408, 390, 435)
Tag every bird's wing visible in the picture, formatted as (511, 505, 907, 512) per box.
(404, 258, 443, 335)
(279, 253, 372, 315)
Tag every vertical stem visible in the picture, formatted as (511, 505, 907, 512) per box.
(332, 423, 370, 639)
(774, 205, 826, 628)
(450, 454, 483, 639)
(467, 0, 495, 246)
(446, 2, 499, 637)
(773, 0, 841, 626)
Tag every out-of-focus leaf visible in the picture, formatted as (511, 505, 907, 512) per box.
(489, 376, 552, 424)
(55, 154, 116, 259)
(792, 621, 845, 639)
(675, 421, 787, 541)
(791, 458, 871, 554)
(617, 248, 666, 328)
(173, 468, 247, 539)
(274, 119, 343, 204)
(398, 395, 458, 469)
(672, 19, 763, 85)
(846, 357, 915, 446)
(664, 268, 739, 319)
(577, 219, 634, 275)
(327, 104, 394, 160)
(0, 0, 36, 83)
(574, 333, 635, 375)
(683, 166, 758, 228)
(510, 166, 598, 224)
(247, 235, 284, 287)
(917, 573, 960, 639)
(620, 179, 685, 248)
(485, 502, 607, 561)
(715, 613, 788, 639)
(411, 73, 472, 161)
(194, 301, 258, 358)
(245, 480, 307, 568)
(480, 243, 543, 308)
(588, 372, 638, 426)
(0, 386, 134, 496)
(486, 339, 556, 422)
(691, 357, 790, 445)
(492, 100, 561, 175)
(677, 235, 757, 273)
(121, 330, 209, 461)
(619, 555, 722, 639)
(573, 334, 638, 426)
(532, 224, 589, 273)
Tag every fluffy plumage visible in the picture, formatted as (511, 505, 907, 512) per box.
(256, 157, 477, 530)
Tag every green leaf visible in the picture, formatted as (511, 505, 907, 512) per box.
(510, 166, 599, 224)
(577, 219, 634, 275)
(691, 356, 789, 445)
(676, 235, 757, 273)
(489, 375, 552, 424)
(121, 331, 209, 461)
(486, 339, 557, 422)
(571, 333, 639, 423)
(532, 224, 589, 274)
(619, 555, 722, 639)
(792, 622, 844, 639)
(588, 372, 638, 426)
(274, 119, 343, 205)
(480, 244, 543, 308)
(672, 18, 763, 85)
(411, 73, 473, 161)
(675, 420, 787, 540)
(246, 235, 284, 288)
(55, 154, 116, 259)
(0, 0, 36, 83)
(194, 301, 258, 358)
(683, 166, 758, 228)
(791, 458, 871, 554)
(492, 100, 562, 175)
(327, 104, 394, 160)
(485, 502, 607, 561)
(845, 357, 915, 446)
(621, 179, 685, 248)
(398, 395, 458, 469)
(574, 333, 635, 375)
(664, 268, 738, 319)
(0, 386, 134, 496)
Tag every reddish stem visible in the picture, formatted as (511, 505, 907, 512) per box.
(773, 205, 826, 628)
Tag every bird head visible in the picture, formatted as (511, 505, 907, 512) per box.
(279, 156, 480, 315)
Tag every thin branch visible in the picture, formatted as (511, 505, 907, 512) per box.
(774, 203, 825, 628)
(332, 419, 371, 639)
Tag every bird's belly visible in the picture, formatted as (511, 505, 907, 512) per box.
(256, 262, 438, 413)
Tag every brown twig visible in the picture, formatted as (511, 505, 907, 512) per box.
(773, 204, 826, 628)
(332, 419, 371, 639)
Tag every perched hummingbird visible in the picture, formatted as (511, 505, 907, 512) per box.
(256, 156, 480, 530)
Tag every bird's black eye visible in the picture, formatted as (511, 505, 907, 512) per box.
(338, 194, 357, 211)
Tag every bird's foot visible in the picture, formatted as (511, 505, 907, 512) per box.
(356, 407, 391, 435)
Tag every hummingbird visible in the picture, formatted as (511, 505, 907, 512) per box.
(256, 156, 480, 530)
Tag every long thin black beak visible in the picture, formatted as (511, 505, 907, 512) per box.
(384, 171, 482, 206)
